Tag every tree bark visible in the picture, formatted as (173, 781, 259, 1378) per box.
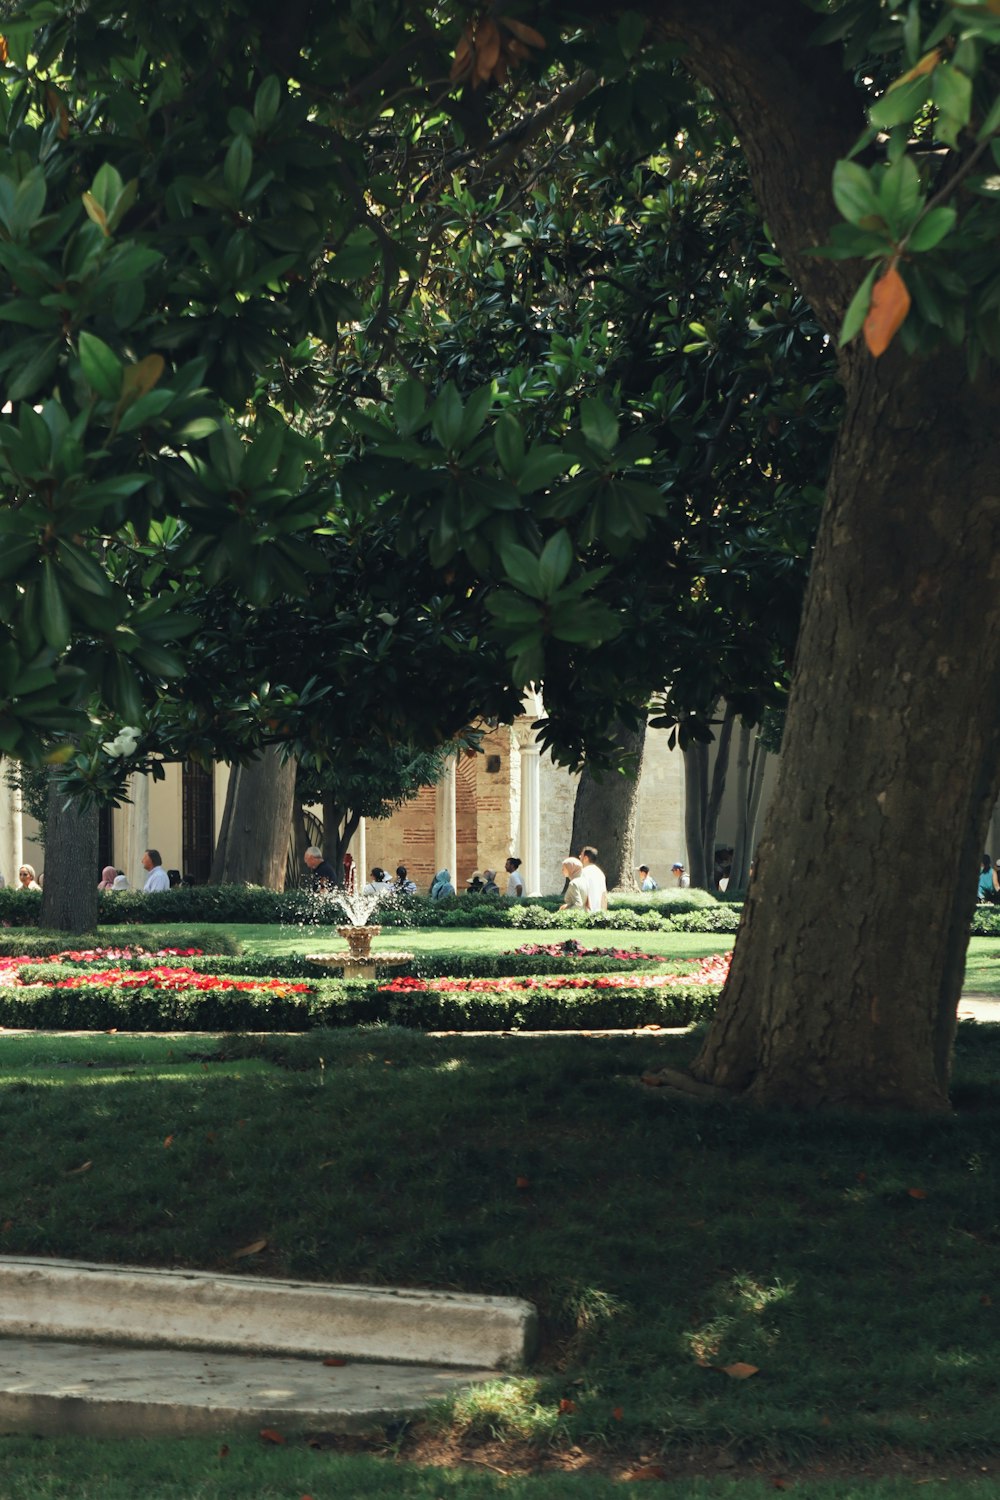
(38, 779, 99, 933)
(569, 717, 647, 889)
(210, 749, 297, 888)
(691, 350, 1000, 1109)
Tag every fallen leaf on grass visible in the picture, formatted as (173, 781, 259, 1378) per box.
(771, 1479, 792, 1491)
(626, 1463, 669, 1481)
(65, 1161, 92, 1175)
(259, 1427, 285, 1444)
(981, 1294, 992, 1306)
(232, 1237, 268, 1259)
(515, 1175, 530, 1189)
(721, 1362, 759, 1379)
(612, 1406, 624, 1421)
(907, 1188, 928, 1200)
(163, 1135, 174, 1149)
(558, 1398, 576, 1414)
(640, 1071, 665, 1087)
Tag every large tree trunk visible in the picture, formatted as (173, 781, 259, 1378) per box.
(691, 351, 1000, 1110)
(569, 717, 647, 889)
(210, 749, 297, 888)
(39, 779, 99, 933)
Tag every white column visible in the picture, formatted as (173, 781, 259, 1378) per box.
(120, 772, 150, 887)
(356, 817, 367, 888)
(518, 741, 541, 897)
(0, 762, 23, 887)
(434, 754, 457, 882)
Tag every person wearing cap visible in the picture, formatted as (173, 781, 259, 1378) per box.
(637, 864, 658, 892)
(481, 869, 500, 895)
(559, 856, 588, 910)
(671, 861, 691, 888)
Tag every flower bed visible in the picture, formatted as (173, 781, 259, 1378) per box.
(378, 952, 731, 995)
(49, 966, 311, 995)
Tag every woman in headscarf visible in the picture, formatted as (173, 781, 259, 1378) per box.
(97, 865, 118, 890)
(17, 864, 41, 891)
(429, 869, 455, 899)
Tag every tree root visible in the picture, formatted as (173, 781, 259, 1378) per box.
(636, 1067, 743, 1104)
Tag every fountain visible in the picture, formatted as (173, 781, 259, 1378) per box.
(305, 886, 414, 981)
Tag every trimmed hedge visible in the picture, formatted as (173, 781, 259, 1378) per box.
(0, 975, 719, 1032)
(0, 884, 724, 931)
(0, 928, 240, 960)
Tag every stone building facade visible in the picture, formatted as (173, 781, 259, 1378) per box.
(1, 703, 769, 894)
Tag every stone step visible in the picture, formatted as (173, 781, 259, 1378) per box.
(0, 1337, 497, 1438)
(0, 1257, 537, 1371)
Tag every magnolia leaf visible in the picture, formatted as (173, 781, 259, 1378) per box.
(232, 1236, 268, 1258)
(121, 354, 165, 401)
(722, 1362, 760, 1379)
(864, 264, 911, 357)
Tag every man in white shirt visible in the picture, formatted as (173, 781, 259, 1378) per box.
(141, 848, 171, 893)
(578, 846, 608, 911)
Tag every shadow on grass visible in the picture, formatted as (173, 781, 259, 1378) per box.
(0, 1023, 997, 1463)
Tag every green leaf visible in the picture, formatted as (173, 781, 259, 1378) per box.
(878, 156, 922, 234)
(519, 446, 570, 492)
(39, 560, 71, 651)
(459, 383, 494, 446)
(78, 331, 123, 400)
(932, 66, 973, 133)
(537, 530, 573, 596)
(430, 383, 464, 450)
(7, 338, 59, 402)
(868, 76, 931, 131)
(254, 76, 282, 130)
(499, 542, 544, 599)
(580, 398, 619, 453)
(832, 160, 882, 226)
(839, 264, 879, 347)
(224, 135, 253, 200)
(494, 412, 525, 476)
(393, 378, 426, 438)
(906, 206, 957, 252)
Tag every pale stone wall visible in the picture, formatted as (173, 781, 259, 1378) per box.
(635, 726, 687, 888)
(537, 752, 579, 894)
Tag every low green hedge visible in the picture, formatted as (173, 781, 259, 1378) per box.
(0, 928, 240, 960)
(0, 976, 719, 1032)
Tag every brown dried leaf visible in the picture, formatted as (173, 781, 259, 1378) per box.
(500, 17, 546, 49)
(259, 1427, 285, 1444)
(721, 1362, 759, 1379)
(232, 1237, 267, 1259)
(627, 1464, 669, 1481)
(66, 1160, 92, 1175)
(863, 264, 911, 357)
(450, 31, 474, 82)
(323, 1357, 348, 1367)
(163, 1135, 174, 1149)
(906, 1187, 927, 1200)
(475, 19, 501, 79)
(122, 354, 165, 401)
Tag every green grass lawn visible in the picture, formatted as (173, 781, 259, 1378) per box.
(0, 1020, 998, 1475)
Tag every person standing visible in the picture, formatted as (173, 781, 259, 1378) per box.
(558, 856, 587, 910)
(671, 861, 691, 888)
(505, 857, 524, 898)
(578, 846, 608, 911)
(637, 864, 658, 891)
(141, 849, 171, 893)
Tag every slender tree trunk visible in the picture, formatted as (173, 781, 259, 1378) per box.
(569, 717, 647, 889)
(682, 743, 710, 888)
(692, 350, 1000, 1109)
(38, 779, 99, 933)
(730, 725, 767, 892)
(210, 749, 297, 888)
(703, 703, 736, 887)
(290, 793, 312, 888)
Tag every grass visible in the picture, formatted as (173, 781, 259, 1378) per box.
(0, 1435, 992, 1499)
(0, 1020, 998, 1469)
